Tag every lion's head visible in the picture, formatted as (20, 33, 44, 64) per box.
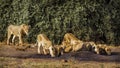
(21, 24, 30, 35)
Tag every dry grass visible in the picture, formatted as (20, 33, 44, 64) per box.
(0, 57, 120, 68)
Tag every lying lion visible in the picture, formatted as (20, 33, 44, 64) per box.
(62, 41, 97, 53)
(7, 24, 30, 45)
(95, 44, 111, 55)
(61, 33, 82, 52)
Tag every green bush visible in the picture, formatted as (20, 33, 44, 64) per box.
(0, 0, 120, 45)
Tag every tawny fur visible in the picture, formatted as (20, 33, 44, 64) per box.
(37, 34, 55, 57)
(96, 44, 111, 55)
(7, 24, 29, 45)
(61, 33, 84, 52)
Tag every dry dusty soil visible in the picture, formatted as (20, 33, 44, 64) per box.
(0, 43, 120, 68)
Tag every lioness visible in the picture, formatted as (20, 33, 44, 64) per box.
(62, 33, 83, 52)
(96, 44, 111, 55)
(62, 33, 100, 54)
(37, 34, 56, 57)
(7, 24, 30, 45)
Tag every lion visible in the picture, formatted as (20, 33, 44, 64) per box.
(81, 42, 110, 55)
(36, 34, 56, 57)
(61, 33, 100, 53)
(61, 33, 82, 52)
(71, 41, 111, 56)
(7, 24, 30, 45)
(95, 44, 111, 55)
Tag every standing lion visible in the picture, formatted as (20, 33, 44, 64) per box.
(7, 24, 30, 45)
(36, 34, 57, 57)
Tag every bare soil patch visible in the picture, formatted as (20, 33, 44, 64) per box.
(0, 43, 120, 62)
(0, 43, 120, 68)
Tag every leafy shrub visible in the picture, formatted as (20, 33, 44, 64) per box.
(0, 0, 120, 45)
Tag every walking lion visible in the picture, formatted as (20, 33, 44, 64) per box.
(7, 24, 30, 45)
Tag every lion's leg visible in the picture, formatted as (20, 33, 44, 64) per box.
(12, 35, 16, 45)
(38, 44, 41, 54)
(43, 48, 47, 55)
(7, 32, 11, 45)
(49, 46, 55, 57)
(18, 35, 23, 45)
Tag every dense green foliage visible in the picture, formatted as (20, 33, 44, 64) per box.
(0, 0, 120, 45)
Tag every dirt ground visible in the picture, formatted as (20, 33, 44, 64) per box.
(0, 43, 120, 68)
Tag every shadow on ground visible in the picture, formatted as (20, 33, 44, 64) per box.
(0, 45, 120, 63)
